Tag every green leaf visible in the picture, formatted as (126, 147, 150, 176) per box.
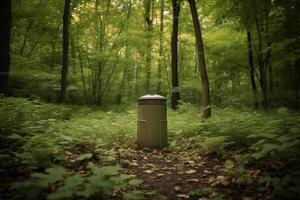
(92, 166, 121, 176)
(236, 174, 253, 185)
(251, 143, 281, 159)
(128, 179, 143, 186)
(76, 153, 93, 161)
(123, 190, 145, 200)
(7, 133, 24, 140)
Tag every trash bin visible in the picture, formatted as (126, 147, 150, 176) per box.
(137, 94, 167, 149)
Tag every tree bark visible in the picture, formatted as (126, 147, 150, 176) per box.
(59, 0, 72, 103)
(157, 0, 165, 94)
(144, 0, 153, 94)
(171, 0, 180, 110)
(188, 0, 211, 118)
(0, 0, 11, 94)
(247, 31, 259, 110)
(19, 20, 33, 56)
(256, 19, 268, 110)
(77, 46, 88, 103)
(295, 60, 300, 109)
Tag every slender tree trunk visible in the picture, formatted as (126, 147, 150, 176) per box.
(27, 41, 39, 57)
(134, 64, 140, 95)
(171, 0, 180, 110)
(247, 31, 259, 110)
(295, 60, 300, 109)
(256, 19, 268, 109)
(157, 0, 165, 94)
(19, 20, 33, 56)
(77, 46, 88, 103)
(59, 0, 72, 103)
(117, 46, 130, 104)
(116, 0, 132, 103)
(264, 7, 272, 109)
(144, 0, 153, 94)
(0, 0, 11, 94)
(50, 42, 56, 69)
(70, 33, 76, 73)
(188, 0, 211, 118)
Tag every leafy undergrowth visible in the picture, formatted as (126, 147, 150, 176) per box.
(0, 97, 300, 199)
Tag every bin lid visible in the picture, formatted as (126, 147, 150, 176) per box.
(138, 94, 166, 105)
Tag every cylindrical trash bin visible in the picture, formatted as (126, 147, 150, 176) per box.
(137, 94, 167, 149)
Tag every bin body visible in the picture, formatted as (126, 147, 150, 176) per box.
(137, 95, 167, 149)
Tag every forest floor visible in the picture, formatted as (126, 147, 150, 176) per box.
(127, 149, 256, 200)
(1, 142, 271, 200)
(0, 97, 299, 200)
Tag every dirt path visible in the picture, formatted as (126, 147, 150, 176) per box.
(123, 149, 230, 199)
(117, 146, 272, 200)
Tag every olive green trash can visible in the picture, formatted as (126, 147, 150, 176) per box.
(137, 94, 167, 149)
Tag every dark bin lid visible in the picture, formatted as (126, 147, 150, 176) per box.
(138, 94, 166, 105)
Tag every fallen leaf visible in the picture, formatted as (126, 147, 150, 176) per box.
(186, 178, 199, 183)
(185, 169, 196, 174)
(208, 177, 215, 184)
(176, 194, 189, 198)
(153, 149, 158, 154)
(130, 161, 138, 166)
(144, 170, 153, 174)
(184, 160, 195, 165)
(242, 197, 253, 200)
(174, 186, 181, 192)
(145, 163, 156, 168)
(217, 175, 230, 186)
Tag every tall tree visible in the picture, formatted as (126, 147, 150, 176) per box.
(171, 0, 180, 110)
(157, 0, 165, 94)
(247, 31, 258, 110)
(59, 0, 72, 103)
(188, 0, 211, 118)
(143, 0, 153, 94)
(0, 0, 12, 94)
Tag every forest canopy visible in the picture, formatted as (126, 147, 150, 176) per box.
(1, 0, 299, 110)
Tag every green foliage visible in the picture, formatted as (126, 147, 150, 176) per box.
(189, 187, 214, 197)
(13, 166, 68, 200)
(246, 108, 300, 160)
(0, 97, 71, 136)
(13, 166, 143, 200)
(258, 171, 300, 199)
(2, 97, 300, 199)
(75, 153, 93, 161)
(123, 190, 146, 200)
(201, 136, 230, 154)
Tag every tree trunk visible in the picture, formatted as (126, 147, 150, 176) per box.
(247, 31, 259, 110)
(0, 0, 11, 94)
(171, 0, 180, 110)
(117, 1, 132, 103)
(144, 0, 153, 94)
(188, 0, 211, 118)
(59, 0, 72, 103)
(77, 46, 88, 103)
(157, 0, 165, 94)
(19, 20, 33, 56)
(255, 19, 268, 110)
(117, 45, 130, 104)
(264, 7, 272, 109)
(294, 59, 300, 109)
